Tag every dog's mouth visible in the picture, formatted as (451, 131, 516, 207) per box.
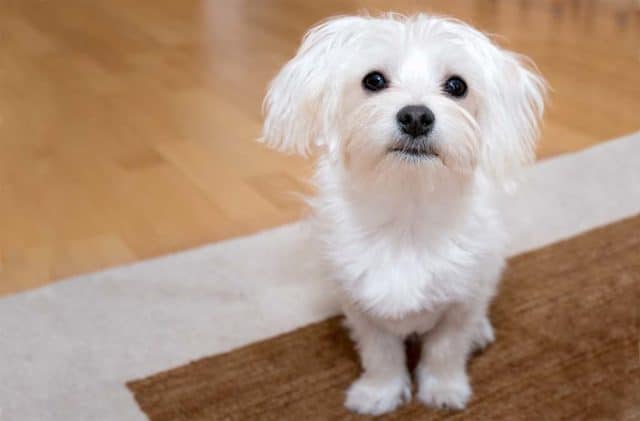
(388, 142, 439, 159)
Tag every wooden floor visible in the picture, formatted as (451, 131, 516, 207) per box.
(1, 0, 639, 296)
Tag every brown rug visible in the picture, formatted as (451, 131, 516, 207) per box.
(128, 215, 640, 421)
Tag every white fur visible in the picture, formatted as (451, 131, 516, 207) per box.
(261, 13, 545, 414)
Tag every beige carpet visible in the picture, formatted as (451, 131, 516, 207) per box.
(128, 215, 640, 421)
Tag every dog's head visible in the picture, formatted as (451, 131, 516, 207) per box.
(262, 14, 546, 181)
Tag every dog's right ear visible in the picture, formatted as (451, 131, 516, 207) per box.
(260, 16, 366, 156)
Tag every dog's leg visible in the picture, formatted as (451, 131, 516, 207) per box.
(470, 314, 495, 352)
(416, 303, 482, 410)
(343, 309, 411, 415)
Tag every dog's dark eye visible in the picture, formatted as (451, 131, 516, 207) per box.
(362, 71, 388, 92)
(443, 76, 467, 98)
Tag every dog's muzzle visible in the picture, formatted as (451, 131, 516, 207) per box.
(389, 138, 439, 158)
(391, 105, 438, 158)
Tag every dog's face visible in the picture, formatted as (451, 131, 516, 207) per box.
(262, 15, 545, 181)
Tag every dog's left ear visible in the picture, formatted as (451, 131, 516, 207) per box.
(478, 50, 547, 179)
(260, 16, 366, 156)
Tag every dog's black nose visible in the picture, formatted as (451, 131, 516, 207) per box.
(396, 105, 435, 138)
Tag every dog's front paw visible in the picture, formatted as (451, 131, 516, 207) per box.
(417, 371, 471, 410)
(344, 374, 411, 415)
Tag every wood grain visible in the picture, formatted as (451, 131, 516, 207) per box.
(1, 0, 639, 295)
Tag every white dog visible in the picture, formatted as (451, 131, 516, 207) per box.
(261, 14, 545, 415)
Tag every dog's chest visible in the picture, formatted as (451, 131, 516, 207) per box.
(332, 231, 484, 319)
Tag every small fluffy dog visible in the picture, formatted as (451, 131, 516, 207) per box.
(261, 14, 545, 415)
